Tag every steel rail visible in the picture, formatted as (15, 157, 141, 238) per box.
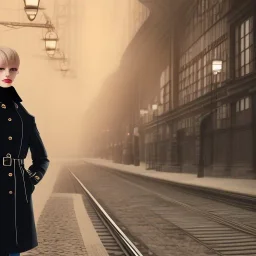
(70, 171, 144, 256)
(107, 167, 256, 236)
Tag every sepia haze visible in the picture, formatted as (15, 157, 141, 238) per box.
(0, 0, 133, 159)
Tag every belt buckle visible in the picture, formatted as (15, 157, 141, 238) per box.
(3, 153, 12, 166)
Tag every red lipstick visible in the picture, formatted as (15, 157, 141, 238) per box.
(2, 79, 12, 83)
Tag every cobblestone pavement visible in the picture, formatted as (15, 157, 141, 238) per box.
(71, 164, 219, 256)
(21, 163, 109, 256)
(22, 194, 88, 256)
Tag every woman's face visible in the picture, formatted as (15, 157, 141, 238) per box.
(0, 61, 19, 88)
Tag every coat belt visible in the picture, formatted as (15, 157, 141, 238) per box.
(1, 154, 31, 204)
(2, 155, 24, 166)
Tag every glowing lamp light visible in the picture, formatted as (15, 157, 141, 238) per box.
(212, 60, 223, 75)
(23, 0, 40, 21)
(152, 104, 158, 111)
(44, 30, 58, 57)
(140, 109, 148, 116)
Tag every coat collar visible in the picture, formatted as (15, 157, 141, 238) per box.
(0, 86, 22, 104)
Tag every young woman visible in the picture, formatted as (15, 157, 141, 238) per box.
(0, 47, 50, 256)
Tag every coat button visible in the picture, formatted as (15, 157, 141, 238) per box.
(8, 118, 12, 121)
(8, 136, 12, 140)
(9, 191, 13, 194)
(35, 175, 40, 180)
(1, 104, 6, 109)
(8, 173, 13, 177)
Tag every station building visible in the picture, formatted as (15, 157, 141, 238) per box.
(85, 0, 256, 179)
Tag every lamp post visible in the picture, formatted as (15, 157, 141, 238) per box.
(152, 104, 158, 170)
(198, 60, 223, 178)
(23, 0, 41, 21)
(211, 60, 223, 168)
(140, 109, 150, 168)
(139, 109, 148, 166)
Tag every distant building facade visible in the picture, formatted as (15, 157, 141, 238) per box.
(139, 0, 255, 178)
(87, 0, 256, 179)
(111, 0, 150, 61)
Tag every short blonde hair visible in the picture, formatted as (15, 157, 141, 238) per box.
(0, 47, 20, 67)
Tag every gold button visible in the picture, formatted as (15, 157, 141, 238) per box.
(8, 173, 13, 177)
(1, 104, 6, 109)
(9, 191, 13, 194)
(8, 136, 12, 140)
(35, 175, 40, 180)
(8, 118, 12, 121)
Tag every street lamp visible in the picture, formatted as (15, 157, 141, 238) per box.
(210, 59, 223, 173)
(60, 57, 69, 72)
(139, 109, 148, 123)
(211, 60, 223, 106)
(44, 30, 59, 57)
(212, 60, 223, 75)
(23, 0, 41, 21)
(57, 51, 69, 72)
(139, 109, 149, 168)
(152, 104, 158, 170)
(139, 109, 148, 115)
(198, 60, 223, 177)
(152, 104, 158, 111)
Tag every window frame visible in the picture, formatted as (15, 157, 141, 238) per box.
(235, 16, 254, 78)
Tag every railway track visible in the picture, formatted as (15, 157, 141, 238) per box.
(150, 198, 256, 255)
(72, 163, 256, 256)
(109, 169, 256, 255)
(69, 170, 153, 256)
(104, 168, 256, 231)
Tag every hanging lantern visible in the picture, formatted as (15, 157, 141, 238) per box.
(58, 51, 69, 72)
(60, 58, 69, 72)
(23, 0, 40, 21)
(44, 30, 58, 57)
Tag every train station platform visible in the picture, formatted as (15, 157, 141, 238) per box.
(83, 158, 256, 197)
(21, 158, 109, 256)
(18, 156, 255, 255)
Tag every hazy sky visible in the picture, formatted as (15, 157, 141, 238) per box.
(0, 0, 131, 158)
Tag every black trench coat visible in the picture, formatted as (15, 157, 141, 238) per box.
(0, 100, 50, 254)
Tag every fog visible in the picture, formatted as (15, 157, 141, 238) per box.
(0, 0, 131, 159)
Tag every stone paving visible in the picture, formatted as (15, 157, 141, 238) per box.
(22, 194, 88, 256)
(21, 192, 109, 256)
